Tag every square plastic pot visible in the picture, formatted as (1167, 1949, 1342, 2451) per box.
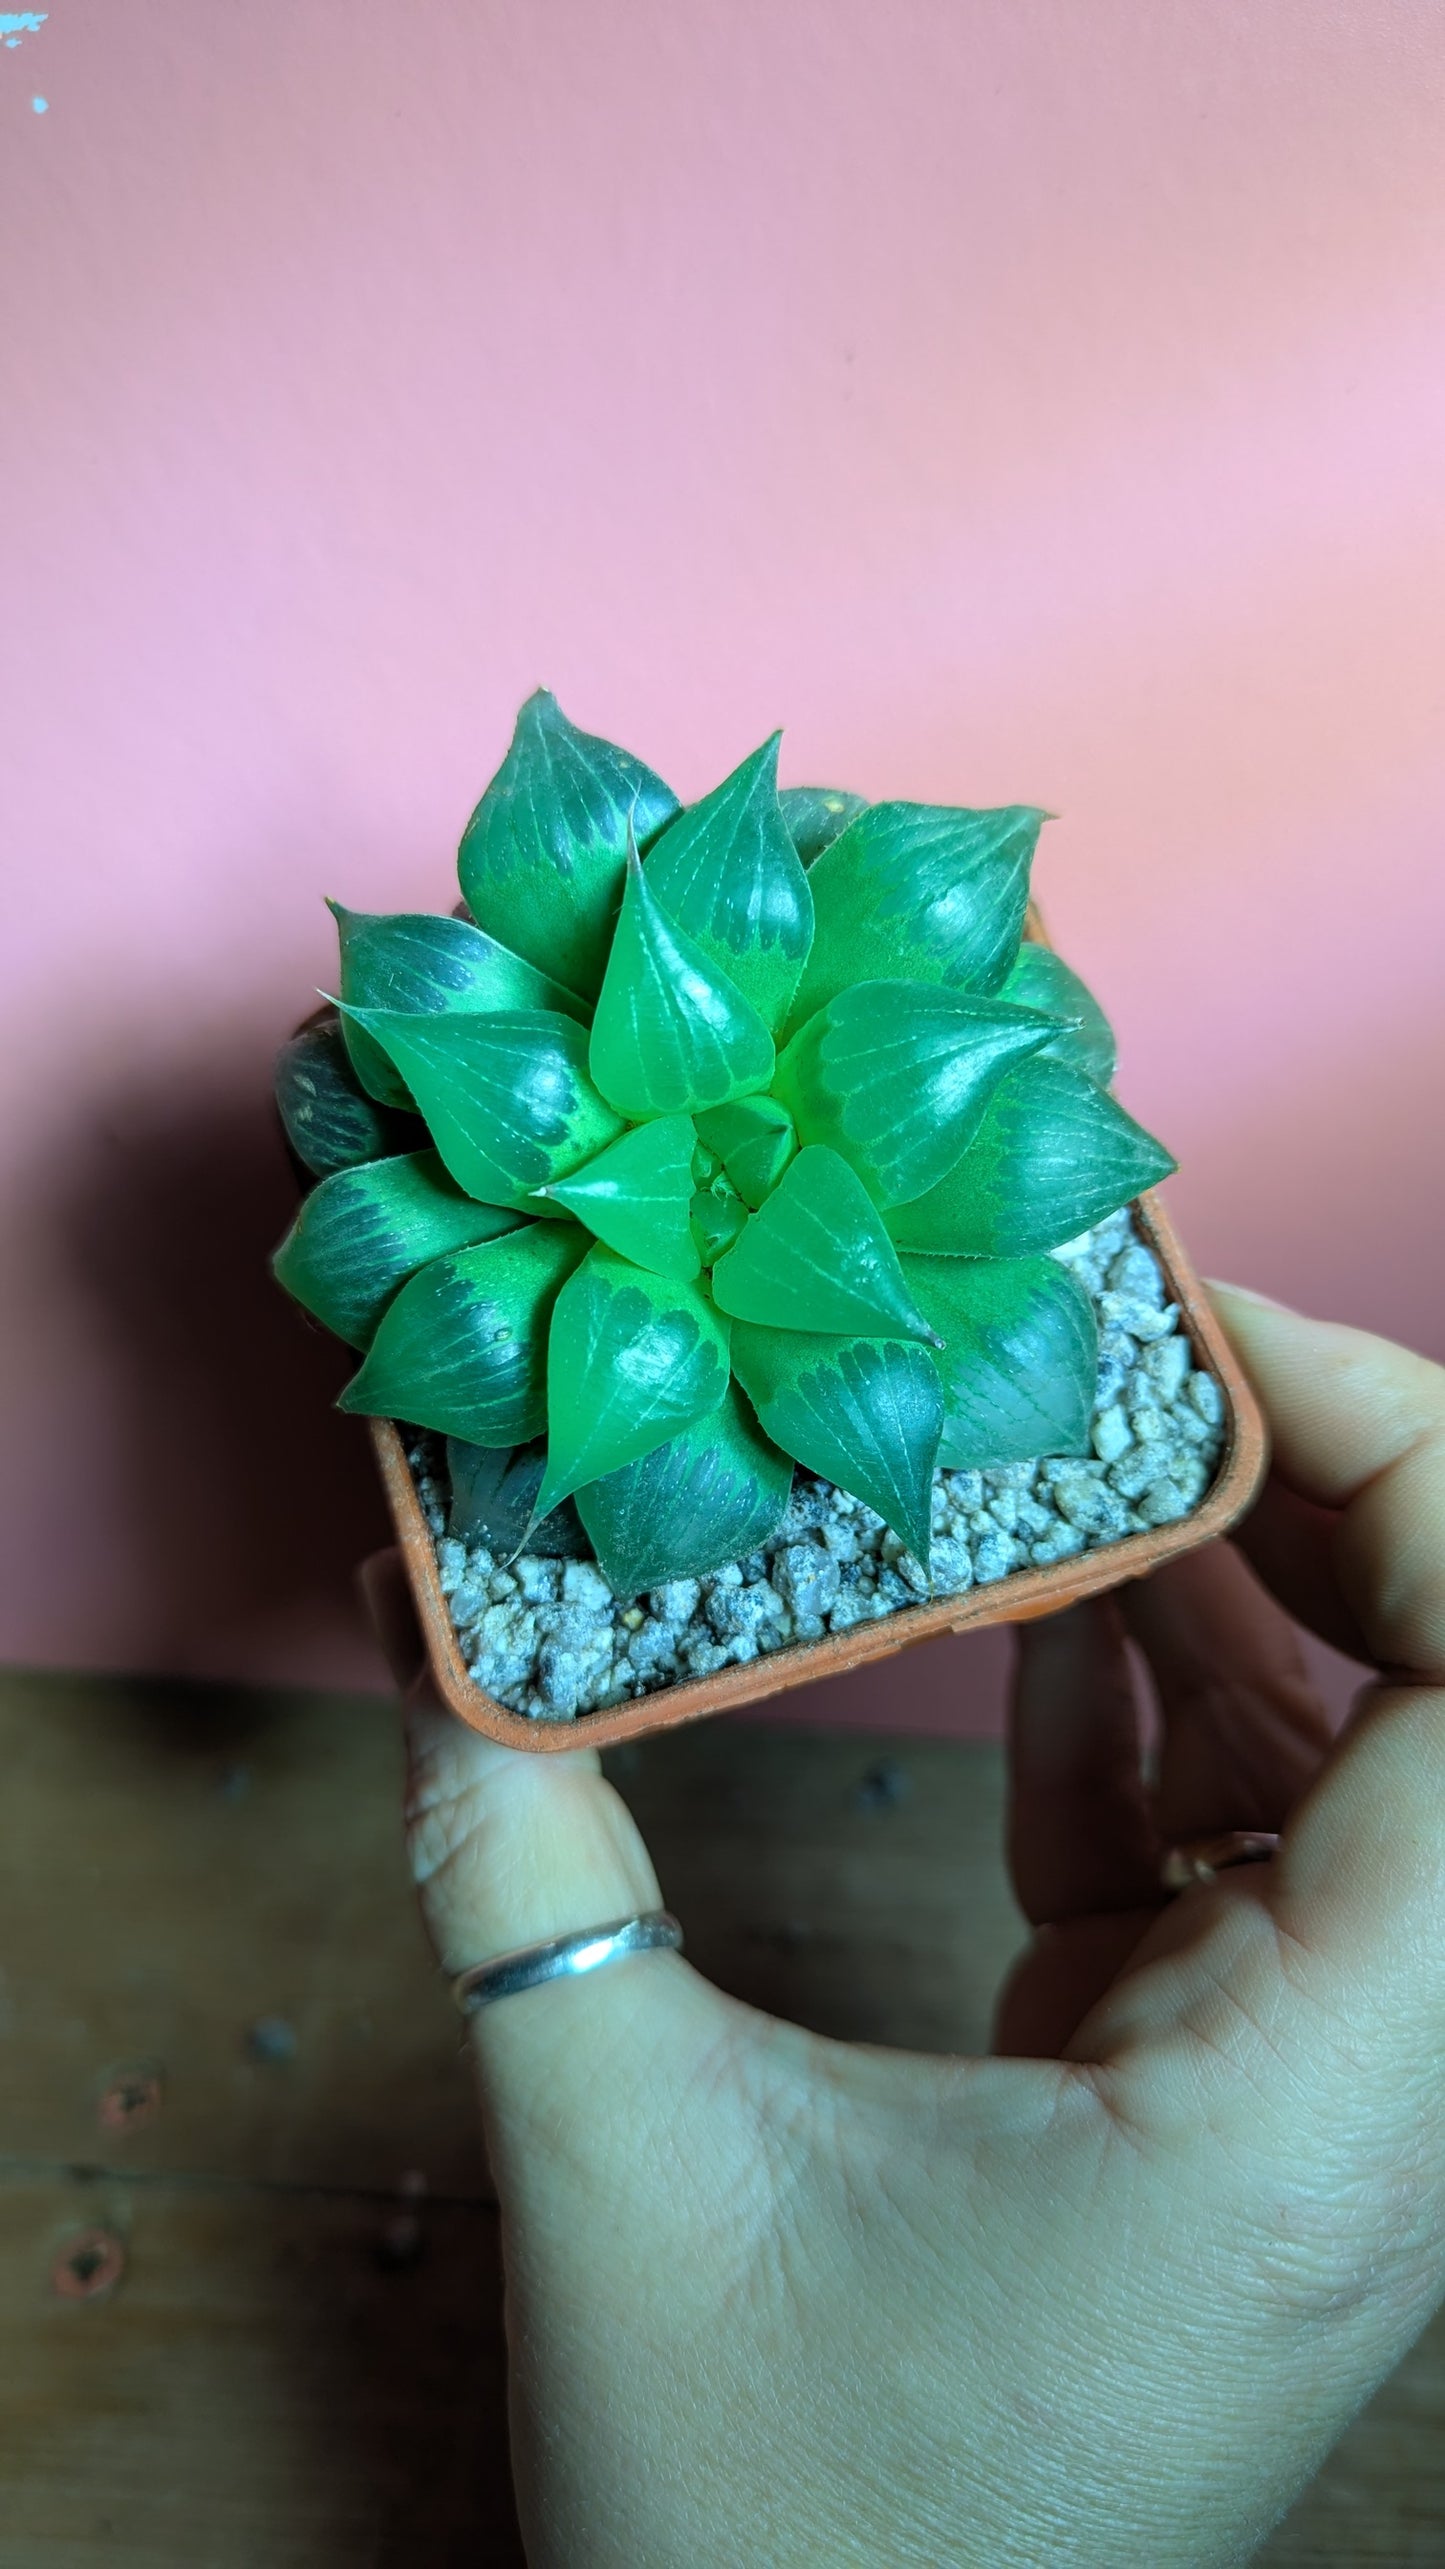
(370, 1188, 1267, 1753)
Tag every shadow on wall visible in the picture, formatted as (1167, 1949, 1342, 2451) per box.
(39, 1031, 1011, 1719)
(52, 1047, 391, 1686)
(40, 1037, 1376, 1728)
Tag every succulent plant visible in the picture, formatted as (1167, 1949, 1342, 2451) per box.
(274, 692, 1174, 1597)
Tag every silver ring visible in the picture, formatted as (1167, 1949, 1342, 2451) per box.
(1160, 1831, 1281, 1893)
(450, 1909, 684, 2016)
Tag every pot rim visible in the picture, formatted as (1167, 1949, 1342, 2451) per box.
(370, 1186, 1268, 1752)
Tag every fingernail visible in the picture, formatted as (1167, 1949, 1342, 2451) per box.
(1205, 1278, 1296, 1313)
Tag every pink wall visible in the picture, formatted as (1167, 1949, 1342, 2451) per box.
(4, 2, 1443, 1725)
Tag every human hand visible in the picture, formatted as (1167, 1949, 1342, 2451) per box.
(364, 1288, 1445, 2568)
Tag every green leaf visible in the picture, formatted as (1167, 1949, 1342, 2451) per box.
(338, 1222, 587, 1445)
(456, 689, 679, 1000)
(1001, 944, 1116, 1085)
(772, 981, 1063, 1209)
(783, 801, 1045, 1035)
(445, 1436, 592, 1561)
(273, 1018, 421, 1179)
(587, 840, 775, 1118)
(689, 1183, 747, 1263)
(537, 1247, 732, 1515)
(576, 1385, 794, 1594)
(729, 1325, 942, 1565)
(446, 1435, 548, 1555)
(330, 903, 588, 1108)
(642, 735, 814, 1032)
(710, 1145, 939, 1344)
(536, 1114, 700, 1283)
(887, 1060, 1176, 1256)
(902, 1253, 1098, 1469)
(692, 1096, 797, 1208)
(340, 1007, 625, 1209)
(778, 786, 868, 867)
(273, 1149, 524, 1349)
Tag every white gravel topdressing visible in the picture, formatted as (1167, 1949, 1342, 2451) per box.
(406, 1205, 1226, 1724)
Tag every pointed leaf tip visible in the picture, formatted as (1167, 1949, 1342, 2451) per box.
(543, 1115, 700, 1281)
(1001, 945, 1117, 1085)
(903, 1252, 1098, 1472)
(773, 981, 1064, 1208)
(588, 851, 775, 1118)
(457, 693, 678, 999)
(273, 1148, 516, 1344)
(710, 1145, 936, 1344)
(576, 1384, 793, 1594)
(642, 735, 813, 1032)
(342, 1005, 624, 1209)
(784, 800, 1042, 1033)
(330, 903, 588, 1107)
(729, 1325, 942, 1567)
(888, 1058, 1175, 1258)
(538, 1248, 731, 1515)
(336, 1221, 586, 1445)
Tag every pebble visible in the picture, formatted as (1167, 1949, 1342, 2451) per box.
(1091, 1404, 1132, 1465)
(652, 1578, 701, 1627)
(774, 1542, 841, 1620)
(973, 1527, 1026, 1584)
(930, 1538, 973, 1594)
(405, 1206, 1227, 1723)
(1190, 1373, 1224, 1427)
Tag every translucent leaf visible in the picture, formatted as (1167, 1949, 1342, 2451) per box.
(341, 1006, 624, 1208)
(729, 1324, 942, 1566)
(783, 801, 1045, 1036)
(1002, 944, 1116, 1086)
(710, 1145, 939, 1344)
(643, 735, 814, 1031)
(338, 1222, 587, 1445)
(446, 1436, 592, 1561)
(773, 981, 1062, 1210)
(272, 1149, 524, 1349)
(576, 1385, 794, 1594)
(330, 902, 587, 1108)
(690, 1184, 747, 1263)
(536, 1246, 732, 1515)
(457, 690, 678, 1000)
(902, 1253, 1098, 1469)
(587, 841, 774, 1118)
(692, 1096, 796, 1208)
(536, 1114, 700, 1282)
(447, 1435, 547, 1555)
(274, 1018, 420, 1179)
(778, 786, 868, 867)
(887, 1060, 1176, 1256)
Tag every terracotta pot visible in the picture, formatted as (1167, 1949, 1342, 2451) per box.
(370, 1187, 1267, 1753)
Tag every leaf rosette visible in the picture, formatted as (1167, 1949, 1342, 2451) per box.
(274, 692, 1175, 1595)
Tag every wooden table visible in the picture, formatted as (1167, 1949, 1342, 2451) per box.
(2, 1668, 1440, 2564)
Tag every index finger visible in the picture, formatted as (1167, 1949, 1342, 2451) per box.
(1207, 1287, 1445, 1683)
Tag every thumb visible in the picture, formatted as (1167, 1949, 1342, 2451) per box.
(1206, 1293, 1445, 2067)
(360, 1550, 718, 2166)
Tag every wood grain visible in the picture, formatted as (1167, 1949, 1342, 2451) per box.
(0, 2177, 520, 2568)
(1, 1668, 1440, 2563)
(0, 1669, 487, 2198)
